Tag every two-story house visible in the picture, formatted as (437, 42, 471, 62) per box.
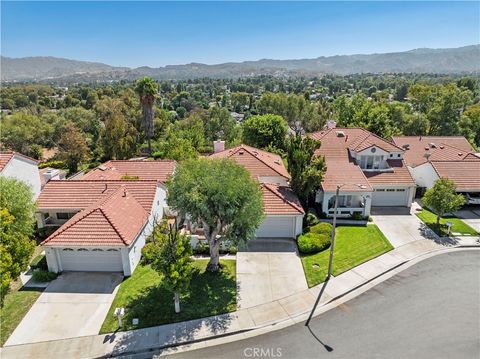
(310, 128, 416, 218)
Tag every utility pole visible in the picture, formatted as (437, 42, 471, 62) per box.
(327, 184, 341, 280)
(305, 184, 342, 327)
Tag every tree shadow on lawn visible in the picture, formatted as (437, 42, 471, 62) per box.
(419, 222, 460, 246)
(119, 266, 236, 331)
(107, 267, 237, 356)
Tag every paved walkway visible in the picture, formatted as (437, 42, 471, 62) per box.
(236, 239, 308, 309)
(455, 208, 480, 233)
(3, 238, 477, 359)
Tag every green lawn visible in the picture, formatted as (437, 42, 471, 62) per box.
(0, 287, 43, 346)
(100, 259, 236, 333)
(301, 225, 393, 287)
(416, 209, 478, 236)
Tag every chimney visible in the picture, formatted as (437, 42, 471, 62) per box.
(327, 120, 337, 129)
(43, 168, 59, 184)
(213, 140, 225, 153)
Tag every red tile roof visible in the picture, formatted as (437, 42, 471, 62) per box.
(363, 160, 416, 186)
(82, 160, 176, 182)
(42, 187, 148, 246)
(392, 136, 476, 167)
(309, 128, 411, 192)
(430, 161, 480, 191)
(322, 158, 373, 192)
(0, 151, 38, 172)
(210, 144, 290, 179)
(37, 180, 158, 212)
(261, 183, 304, 215)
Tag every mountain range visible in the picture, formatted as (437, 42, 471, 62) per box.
(1, 45, 479, 82)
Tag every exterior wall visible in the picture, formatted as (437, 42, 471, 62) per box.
(1, 157, 41, 199)
(410, 162, 439, 189)
(36, 209, 80, 228)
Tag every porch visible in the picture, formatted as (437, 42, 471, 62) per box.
(317, 191, 373, 218)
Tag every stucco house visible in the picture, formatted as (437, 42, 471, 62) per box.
(309, 128, 416, 217)
(38, 160, 176, 275)
(392, 136, 480, 204)
(0, 151, 41, 199)
(210, 143, 304, 238)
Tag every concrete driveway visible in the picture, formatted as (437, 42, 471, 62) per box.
(455, 207, 480, 233)
(371, 203, 436, 248)
(5, 272, 123, 346)
(236, 239, 308, 309)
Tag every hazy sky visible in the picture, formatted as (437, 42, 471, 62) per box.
(2, 1, 479, 68)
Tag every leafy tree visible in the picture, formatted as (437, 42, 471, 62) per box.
(58, 123, 89, 173)
(423, 178, 465, 226)
(154, 134, 198, 161)
(98, 100, 138, 160)
(459, 104, 480, 149)
(242, 114, 288, 150)
(151, 224, 194, 313)
(403, 113, 429, 136)
(135, 77, 158, 154)
(0, 178, 36, 304)
(286, 135, 326, 207)
(205, 107, 240, 145)
(167, 158, 264, 271)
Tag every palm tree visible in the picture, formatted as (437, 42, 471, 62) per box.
(135, 77, 158, 154)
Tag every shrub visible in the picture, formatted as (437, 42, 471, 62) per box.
(350, 212, 364, 221)
(297, 232, 331, 254)
(310, 222, 333, 236)
(30, 255, 48, 271)
(368, 216, 373, 222)
(305, 210, 319, 227)
(193, 241, 210, 255)
(38, 160, 65, 169)
(141, 242, 158, 264)
(32, 270, 58, 282)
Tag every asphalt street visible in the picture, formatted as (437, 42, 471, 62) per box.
(162, 250, 480, 359)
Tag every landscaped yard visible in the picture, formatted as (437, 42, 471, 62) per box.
(301, 224, 393, 287)
(100, 259, 236, 333)
(416, 208, 479, 236)
(0, 286, 43, 346)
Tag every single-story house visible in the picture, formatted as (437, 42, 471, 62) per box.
(38, 159, 176, 275)
(0, 151, 41, 198)
(392, 136, 480, 203)
(210, 143, 304, 238)
(309, 128, 416, 217)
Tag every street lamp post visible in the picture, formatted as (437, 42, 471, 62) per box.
(305, 184, 343, 327)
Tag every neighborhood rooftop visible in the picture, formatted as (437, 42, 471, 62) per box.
(37, 180, 159, 212)
(392, 136, 477, 167)
(0, 151, 38, 172)
(210, 144, 290, 179)
(430, 161, 480, 192)
(261, 183, 304, 215)
(41, 186, 149, 247)
(81, 159, 176, 182)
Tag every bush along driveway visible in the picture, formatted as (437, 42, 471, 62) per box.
(100, 259, 236, 333)
(301, 224, 393, 287)
(416, 208, 479, 237)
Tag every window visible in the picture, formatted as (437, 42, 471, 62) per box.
(396, 189, 406, 192)
(56, 212, 74, 220)
(375, 189, 385, 192)
(62, 248, 74, 251)
(371, 147, 377, 153)
(386, 189, 395, 192)
(397, 154, 401, 158)
(389, 154, 393, 158)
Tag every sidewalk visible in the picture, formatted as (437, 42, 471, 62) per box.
(2, 239, 479, 359)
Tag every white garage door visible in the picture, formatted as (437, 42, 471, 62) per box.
(59, 248, 123, 272)
(372, 188, 408, 207)
(256, 216, 295, 238)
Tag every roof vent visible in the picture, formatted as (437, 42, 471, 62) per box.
(253, 151, 259, 156)
(429, 142, 437, 148)
(402, 144, 410, 150)
(423, 152, 431, 161)
(336, 131, 345, 138)
(274, 160, 281, 165)
(424, 146, 429, 150)
(238, 150, 245, 155)
(458, 152, 463, 156)
(439, 145, 445, 149)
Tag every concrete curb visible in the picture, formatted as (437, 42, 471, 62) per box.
(106, 245, 480, 358)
